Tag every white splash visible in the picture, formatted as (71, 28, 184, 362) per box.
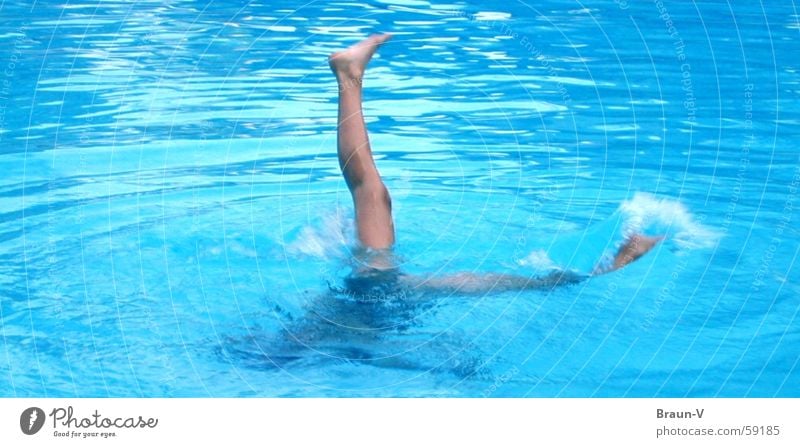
(518, 249, 559, 273)
(519, 193, 721, 274)
(618, 193, 721, 249)
(284, 210, 352, 259)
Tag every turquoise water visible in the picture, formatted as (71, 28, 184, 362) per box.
(1, 0, 798, 397)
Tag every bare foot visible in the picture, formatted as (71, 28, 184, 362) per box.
(611, 234, 664, 271)
(329, 34, 392, 82)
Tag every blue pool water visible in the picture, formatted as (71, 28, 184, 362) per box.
(1, 0, 798, 397)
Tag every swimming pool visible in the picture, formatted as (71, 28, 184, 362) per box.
(1, 0, 797, 397)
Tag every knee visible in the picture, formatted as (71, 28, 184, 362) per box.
(355, 180, 392, 209)
(371, 181, 392, 210)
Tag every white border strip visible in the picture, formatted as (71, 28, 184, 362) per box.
(1, 398, 797, 446)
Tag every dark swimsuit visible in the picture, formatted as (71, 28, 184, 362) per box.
(342, 267, 407, 301)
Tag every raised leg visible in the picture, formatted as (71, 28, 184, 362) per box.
(329, 34, 395, 250)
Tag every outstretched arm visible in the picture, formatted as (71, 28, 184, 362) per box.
(400, 270, 586, 295)
(597, 233, 663, 274)
(399, 234, 662, 295)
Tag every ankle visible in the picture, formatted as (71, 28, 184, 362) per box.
(337, 76, 363, 91)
